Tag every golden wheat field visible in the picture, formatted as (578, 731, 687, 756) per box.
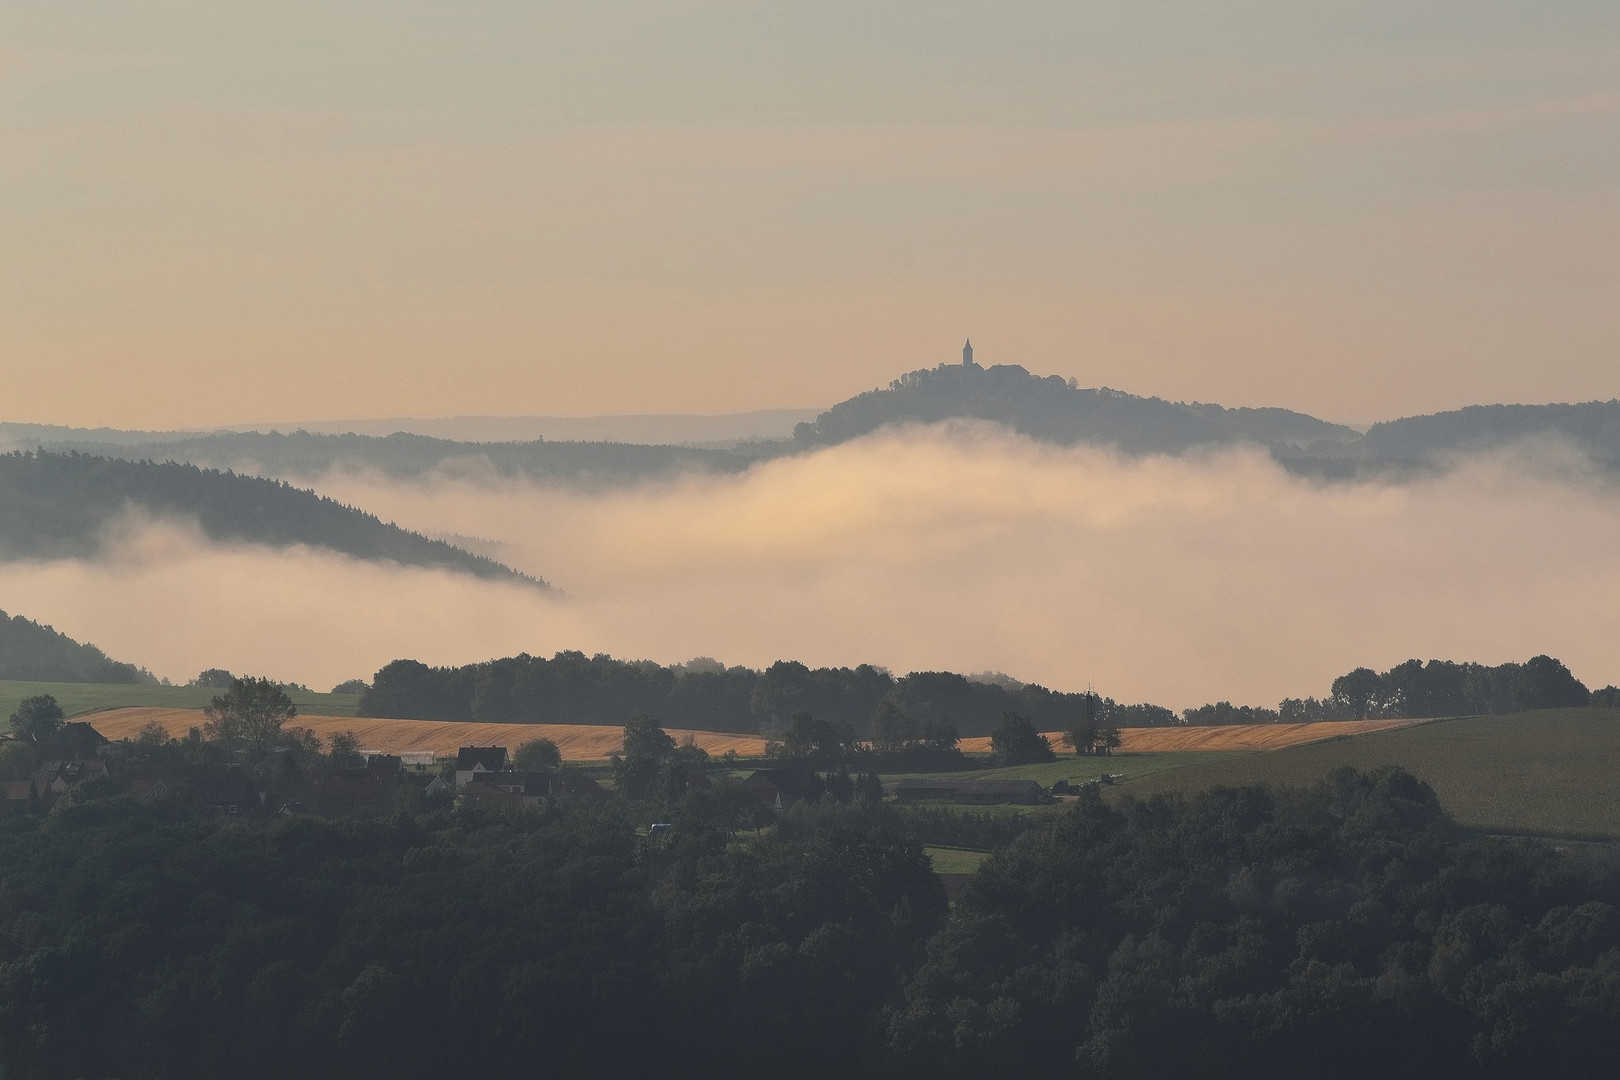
(87, 708, 1422, 761)
(87, 707, 770, 761)
(956, 717, 1425, 755)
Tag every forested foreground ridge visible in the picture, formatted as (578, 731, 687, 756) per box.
(2, 769, 1619, 1079)
(0, 609, 155, 684)
(0, 451, 548, 588)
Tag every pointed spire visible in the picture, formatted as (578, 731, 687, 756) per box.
(962, 338, 974, 367)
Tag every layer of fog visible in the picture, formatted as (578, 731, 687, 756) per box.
(4, 422, 1619, 710)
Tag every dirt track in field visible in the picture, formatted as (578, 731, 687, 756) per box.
(957, 717, 1426, 755)
(86, 707, 770, 760)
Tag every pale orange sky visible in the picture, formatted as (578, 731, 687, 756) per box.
(2, 2, 1617, 429)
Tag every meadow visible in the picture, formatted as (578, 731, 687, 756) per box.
(1114, 708, 1620, 841)
(886, 750, 1245, 788)
(0, 679, 361, 723)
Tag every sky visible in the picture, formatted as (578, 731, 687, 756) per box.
(2, 1, 1617, 429)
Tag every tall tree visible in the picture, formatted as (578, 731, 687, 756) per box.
(1331, 667, 1385, 719)
(513, 737, 562, 770)
(1062, 694, 1099, 756)
(202, 677, 297, 759)
(8, 694, 64, 742)
(989, 712, 1054, 766)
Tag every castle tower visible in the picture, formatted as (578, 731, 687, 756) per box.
(962, 338, 974, 367)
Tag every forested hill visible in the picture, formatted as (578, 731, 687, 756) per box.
(792, 362, 1361, 454)
(0, 452, 550, 588)
(0, 608, 156, 684)
(1351, 400, 1620, 466)
(793, 362, 1620, 477)
(34, 430, 756, 489)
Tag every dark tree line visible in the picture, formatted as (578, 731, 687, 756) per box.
(1182, 654, 1603, 725)
(0, 608, 155, 684)
(360, 652, 1176, 738)
(0, 451, 544, 587)
(4, 769, 1620, 1078)
(1329, 655, 1594, 718)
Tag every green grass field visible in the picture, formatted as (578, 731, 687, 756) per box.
(925, 846, 991, 874)
(887, 750, 1246, 787)
(1110, 709, 1620, 841)
(0, 679, 362, 722)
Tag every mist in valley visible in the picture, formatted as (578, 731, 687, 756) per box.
(3, 422, 1617, 709)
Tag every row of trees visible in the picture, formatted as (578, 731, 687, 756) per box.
(1177, 654, 1606, 725)
(1328, 655, 1595, 718)
(359, 652, 1174, 738)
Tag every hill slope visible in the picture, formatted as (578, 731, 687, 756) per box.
(0, 451, 549, 588)
(793, 362, 1359, 454)
(0, 611, 156, 685)
(0, 679, 361, 721)
(1111, 709, 1620, 840)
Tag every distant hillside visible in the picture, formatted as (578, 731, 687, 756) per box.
(224, 408, 821, 444)
(1355, 401, 1620, 465)
(792, 361, 1360, 454)
(37, 431, 756, 490)
(0, 609, 157, 685)
(0, 451, 550, 588)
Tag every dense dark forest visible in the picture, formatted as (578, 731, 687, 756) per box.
(2, 769, 1618, 1079)
(358, 652, 1177, 737)
(0, 451, 546, 587)
(0, 609, 155, 684)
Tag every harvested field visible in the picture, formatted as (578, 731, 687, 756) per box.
(86, 707, 770, 761)
(957, 717, 1424, 755)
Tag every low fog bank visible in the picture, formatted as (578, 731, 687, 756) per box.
(4, 423, 1619, 708)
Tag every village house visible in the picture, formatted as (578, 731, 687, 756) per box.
(455, 746, 509, 790)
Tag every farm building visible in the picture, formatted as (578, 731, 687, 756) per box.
(890, 778, 1048, 805)
(743, 768, 814, 810)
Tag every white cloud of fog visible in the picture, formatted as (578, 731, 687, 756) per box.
(5, 424, 1620, 708)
